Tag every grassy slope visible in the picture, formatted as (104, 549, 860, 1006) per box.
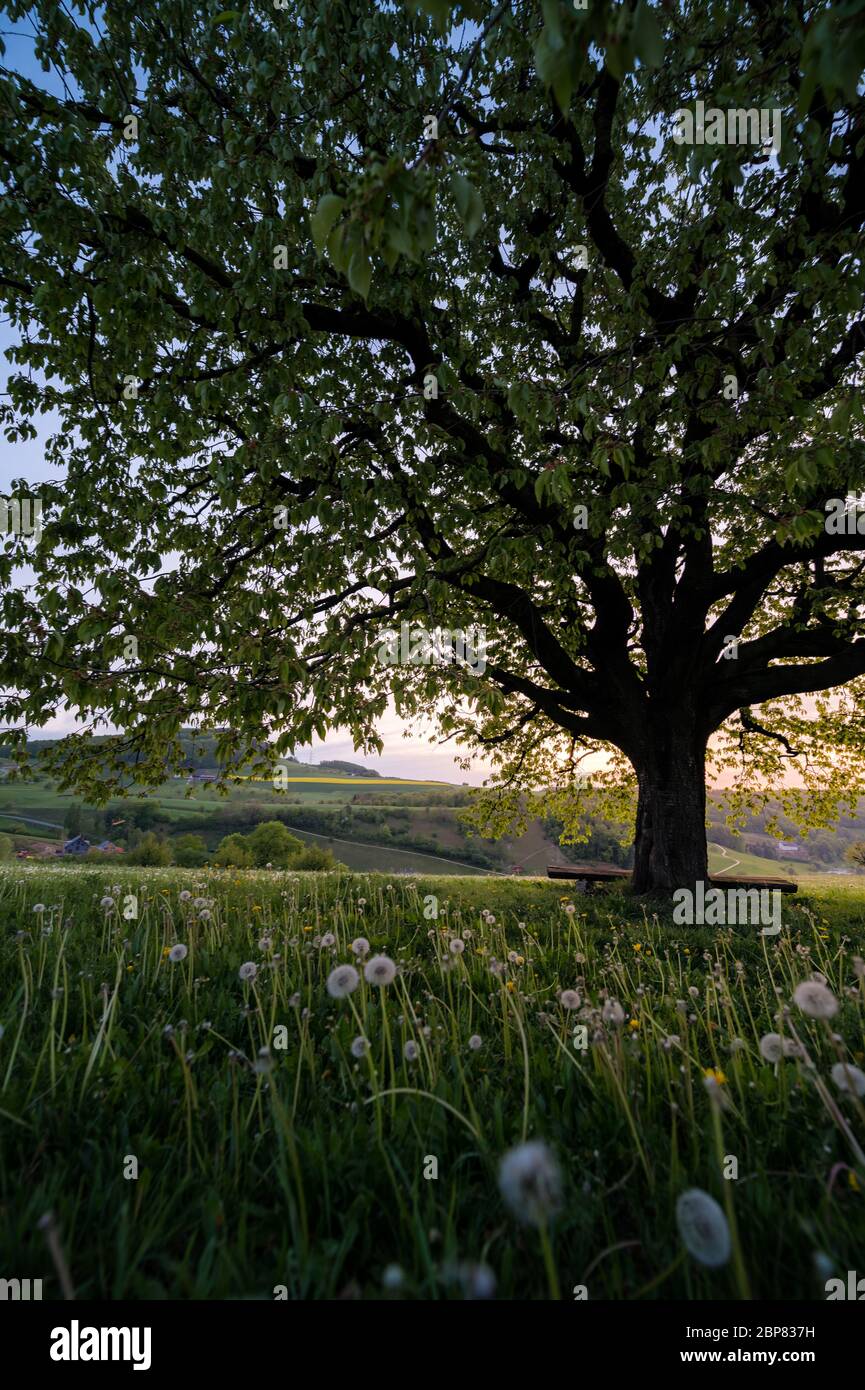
(0, 865, 863, 1301)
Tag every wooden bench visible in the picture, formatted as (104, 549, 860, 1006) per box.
(546, 864, 798, 893)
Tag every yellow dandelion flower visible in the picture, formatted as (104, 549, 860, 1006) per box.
(704, 1067, 727, 1085)
(506, 980, 516, 993)
(629, 1019, 640, 1030)
(162, 946, 171, 957)
(633, 943, 642, 952)
(849, 1170, 860, 1193)
(476, 946, 487, 955)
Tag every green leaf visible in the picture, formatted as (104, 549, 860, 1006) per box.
(347, 249, 372, 301)
(406, 0, 453, 30)
(310, 194, 345, 255)
(535, 29, 574, 115)
(450, 171, 484, 239)
(632, 1, 664, 68)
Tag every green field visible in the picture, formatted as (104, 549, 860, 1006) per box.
(708, 842, 802, 878)
(1, 865, 863, 1300)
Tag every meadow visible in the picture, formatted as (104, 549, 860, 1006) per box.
(1, 865, 864, 1301)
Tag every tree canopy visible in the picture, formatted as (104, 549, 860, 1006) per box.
(1, 0, 865, 887)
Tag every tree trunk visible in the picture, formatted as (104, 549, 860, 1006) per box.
(631, 719, 708, 893)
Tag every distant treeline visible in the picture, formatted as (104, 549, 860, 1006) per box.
(58, 798, 500, 868)
(318, 760, 379, 777)
(543, 816, 635, 868)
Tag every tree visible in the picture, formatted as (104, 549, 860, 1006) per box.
(172, 832, 209, 867)
(213, 833, 253, 868)
(846, 842, 865, 870)
(1, 2, 865, 890)
(246, 821, 305, 867)
(126, 831, 173, 866)
(64, 803, 83, 837)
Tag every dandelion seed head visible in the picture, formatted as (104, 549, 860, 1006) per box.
(676, 1188, 731, 1269)
(326, 964, 360, 999)
(831, 1062, 865, 1097)
(364, 955, 396, 986)
(759, 1032, 784, 1062)
(793, 979, 838, 1019)
(498, 1141, 562, 1228)
(602, 999, 625, 1027)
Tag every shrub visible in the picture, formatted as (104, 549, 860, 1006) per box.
(213, 833, 253, 868)
(173, 833, 210, 867)
(126, 832, 174, 866)
(246, 820, 305, 867)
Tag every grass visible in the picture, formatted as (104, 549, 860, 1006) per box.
(1, 866, 864, 1301)
(708, 842, 802, 878)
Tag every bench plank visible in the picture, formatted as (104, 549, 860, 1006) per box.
(546, 864, 797, 893)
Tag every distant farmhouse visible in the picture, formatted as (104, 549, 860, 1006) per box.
(62, 836, 124, 855)
(184, 764, 220, 784)
(777, 841, 806, 859)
